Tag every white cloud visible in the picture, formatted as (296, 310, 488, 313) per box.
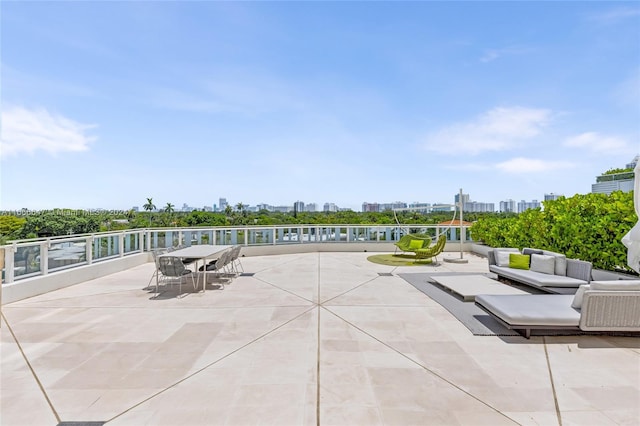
(423, 106, 552, 155)
(495, 157, 575, 173)
(563, 132, 630, 154)
(0, 107, 96, 158)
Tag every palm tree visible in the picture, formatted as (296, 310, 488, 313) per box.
(164, 202, 175, 226)
(143, 197, 156, 227)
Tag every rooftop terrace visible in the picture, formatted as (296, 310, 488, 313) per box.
(2, 251, 639, 425)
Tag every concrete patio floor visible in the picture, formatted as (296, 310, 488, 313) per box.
(2, 251, 639, 425)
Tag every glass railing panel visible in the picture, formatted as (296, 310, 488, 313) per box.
(14, 244, 42, 277)
(247, 228, 273, 245)
(49, 240, 86, 271)
(123, 233, 140, 254)
(93, 235, 120, 261)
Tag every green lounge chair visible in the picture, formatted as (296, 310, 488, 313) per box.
(415, 234, 447, 263)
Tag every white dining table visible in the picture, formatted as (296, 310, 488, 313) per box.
(158, 245, 234, 292)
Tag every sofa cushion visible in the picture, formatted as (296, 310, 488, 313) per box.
(489, 248, 520, 266)
(523, 248, 544, 257)
(491, 265, 587, 287)
(409, 239, 423, 250)
(530, 254, 556, 275)
(566, 259, 592, 282)
(509, 253, 530, 270)
(495, 250, 514, 267)
(590, 281, 640, 291)
(475, 294, 579, 327)
(541, 250, 567, 276)
(571, 284, 590, 309)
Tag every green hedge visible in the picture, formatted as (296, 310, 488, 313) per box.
(470, 191, 637, 272)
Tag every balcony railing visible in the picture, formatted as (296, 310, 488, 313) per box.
(1, 224, 471, 284)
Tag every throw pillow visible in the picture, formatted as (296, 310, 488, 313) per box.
(509, 253, 530, 270)
(522, 248, 544, 257)
(495, 250, 513, 267)
(530, 254, 556, 275)
(571, 284, 590, 309)
(409, 239, 423, 250)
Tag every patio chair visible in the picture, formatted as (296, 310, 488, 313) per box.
(394, 234, 432, 254)
(414, 234, 446, 263)
(229, 246, 244, 274)
(146, 248, 168, 289)
(199, 250, 232, 289)
(156, 256, 197, 296)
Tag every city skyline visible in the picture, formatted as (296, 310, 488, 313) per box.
(1, 2, 638, 211)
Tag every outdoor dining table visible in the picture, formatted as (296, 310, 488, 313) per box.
(158, 244, 234, 292)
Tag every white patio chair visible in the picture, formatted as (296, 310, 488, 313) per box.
(156, 256, 197, 297)
(146, 248, 167, 289)
(229, 246, 244, 275)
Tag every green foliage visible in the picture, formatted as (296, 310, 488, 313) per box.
(603, 167, 633, 175)
(0, 215, 27, 243)
(18, 210, 100, 238)
(470, 191, 637, 272)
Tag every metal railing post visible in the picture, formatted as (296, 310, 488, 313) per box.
(41, 241, 49, 275)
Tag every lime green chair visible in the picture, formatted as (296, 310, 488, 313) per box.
(394, 234, 432, 254)
(415, 234, 447, 263)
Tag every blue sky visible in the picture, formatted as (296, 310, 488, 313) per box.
(1, 2, 638, 211)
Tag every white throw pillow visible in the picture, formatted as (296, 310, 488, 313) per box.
(495, 251, 512, 267)
(571, 284, 590, 309)
(530, 254, 556, 275)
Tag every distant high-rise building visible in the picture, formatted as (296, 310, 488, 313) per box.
(323, 203, 338, 212)
(294, 201, 305, 213)
(463, 201, 495, 212)
(379, 202, 407, 211)
(362, 202, 380, 212)
(592, 156, 637, 195)
(408, 202, 432, 213)
(306, 203, 317, 212)
(500, 199, 516, 213)
(219, 198, 228, 211)
(517, 200, 540, 213)
(454, 193, 470, 205)
(544, 193, 563, 201)
(431, 203, 455, 212)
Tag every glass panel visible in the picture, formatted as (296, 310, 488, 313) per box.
(93, 235, 120, 260)
(49, 240, 86, 270)
(124, 233, 140, 254)
(14, 244, 42, 277)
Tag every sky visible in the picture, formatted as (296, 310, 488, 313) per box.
(1, 1, 639, 212)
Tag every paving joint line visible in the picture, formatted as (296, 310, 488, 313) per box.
(1, 311, 61, 424)
(107, 305, 317, 423)
(322, 306, 521, 426)
(543, 336, 563, 426)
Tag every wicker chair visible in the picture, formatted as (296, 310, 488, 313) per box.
(414, 234, 447, 263)
(394, 235, 432, 254)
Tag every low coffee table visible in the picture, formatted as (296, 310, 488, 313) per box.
(431, 274, 528, 302)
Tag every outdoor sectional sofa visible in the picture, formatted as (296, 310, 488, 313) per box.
(488, 248, 592, 294)
(475, 280, 640, 338)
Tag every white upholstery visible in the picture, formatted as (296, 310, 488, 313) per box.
(495, 250, 513, 267)
(589, 280, 640, 291)
(475, 294, 579, 327)
(490, 265, 586, 288)
(571, 284, 590, 309)
(530, 254, 555, 275)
